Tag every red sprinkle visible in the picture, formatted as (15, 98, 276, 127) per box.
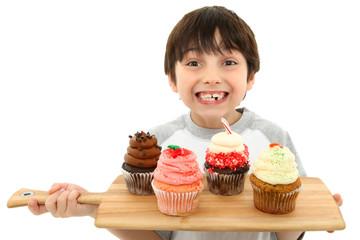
(169, 148, 182, 158)
(164, 148, 191, 158)
(205, 144, 250, 169)
(269, 143, 283, 149)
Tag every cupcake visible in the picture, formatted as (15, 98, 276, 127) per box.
(204, 119, 250, 195)
(152, 145, 203, 216)
(250, 143, 302, 214)
(121, 131, 162, 195)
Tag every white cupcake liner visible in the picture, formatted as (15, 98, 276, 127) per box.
(151, 181, 203, 216)
(204, 167, 248, 196)
(250, 181, 302, 214)
(121, 168, 154, 195)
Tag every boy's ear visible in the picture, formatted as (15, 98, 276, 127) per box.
(246, 73, 255, 91)
(168, 74, 178, 93)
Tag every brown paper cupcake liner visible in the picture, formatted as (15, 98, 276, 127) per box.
(204, 168, 248, 196)
(151, 181, 203, 216)
(251, 182, 302, 214)
(121, 168, 154, 195)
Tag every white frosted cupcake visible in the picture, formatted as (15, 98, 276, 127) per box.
(204, 119, 250, 196)
(250, 143, 302, 214)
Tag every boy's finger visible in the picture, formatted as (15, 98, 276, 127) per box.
(333, 193, 343, 207)
(45, 189, 64, 214)
(55, 190, 70, 217)
(49, 183, 67, 194)
(67, 190, 81, 212)
(28, 198, 48, 215)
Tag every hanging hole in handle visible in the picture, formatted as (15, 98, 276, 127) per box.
(21, 191, 34, 198)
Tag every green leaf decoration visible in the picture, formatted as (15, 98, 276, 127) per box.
(167, 145, 180, 150)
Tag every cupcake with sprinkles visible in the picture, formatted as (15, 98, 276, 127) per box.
(204, 118, 250, 195)
(121, 131, 162, 195)
(250, 143, 302, 214)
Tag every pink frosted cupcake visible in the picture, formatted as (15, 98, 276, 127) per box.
(152, 145, 203, 216)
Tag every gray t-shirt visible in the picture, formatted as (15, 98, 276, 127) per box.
(149, 108, 306, 240)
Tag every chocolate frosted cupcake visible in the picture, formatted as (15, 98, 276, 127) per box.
(121, 131, 161, 195)
(204, 119, 250, 196)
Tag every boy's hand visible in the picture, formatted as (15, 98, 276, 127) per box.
(327, 193, 343, 233)
(28, 183, 98, 218)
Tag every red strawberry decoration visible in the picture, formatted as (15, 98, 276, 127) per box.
(167, 145, 183, 158)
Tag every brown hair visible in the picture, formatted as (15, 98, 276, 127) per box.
(164, 6, 260, 84)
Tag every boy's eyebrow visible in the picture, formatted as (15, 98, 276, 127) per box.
(182, 46, 235, 58)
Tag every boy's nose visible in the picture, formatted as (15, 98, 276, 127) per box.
(202, 68, 222, 85)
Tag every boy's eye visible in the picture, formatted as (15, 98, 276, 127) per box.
(223, 60, 237, 66)
(187, 61, 200, 67)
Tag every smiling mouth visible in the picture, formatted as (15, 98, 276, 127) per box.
(195, 91, 229, 102)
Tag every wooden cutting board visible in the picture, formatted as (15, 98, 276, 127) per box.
(8, 175, 345, 232)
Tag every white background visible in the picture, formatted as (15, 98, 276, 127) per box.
(1, 0, 358, 239)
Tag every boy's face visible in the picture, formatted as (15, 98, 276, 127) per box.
(168, 38, 254, 127)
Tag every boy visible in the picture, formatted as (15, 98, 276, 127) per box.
(28, 6, 342, 240)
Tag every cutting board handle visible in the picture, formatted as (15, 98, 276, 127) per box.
(7, 188, 106, 208)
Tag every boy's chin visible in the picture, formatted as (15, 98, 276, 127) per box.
(191, 109, 231, 122)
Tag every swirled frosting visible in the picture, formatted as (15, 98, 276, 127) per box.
(154, 146, 203, 185)
(124, 131, 161, 168)
(208, 132, 245, 153)
(252, 144, 299, 185)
